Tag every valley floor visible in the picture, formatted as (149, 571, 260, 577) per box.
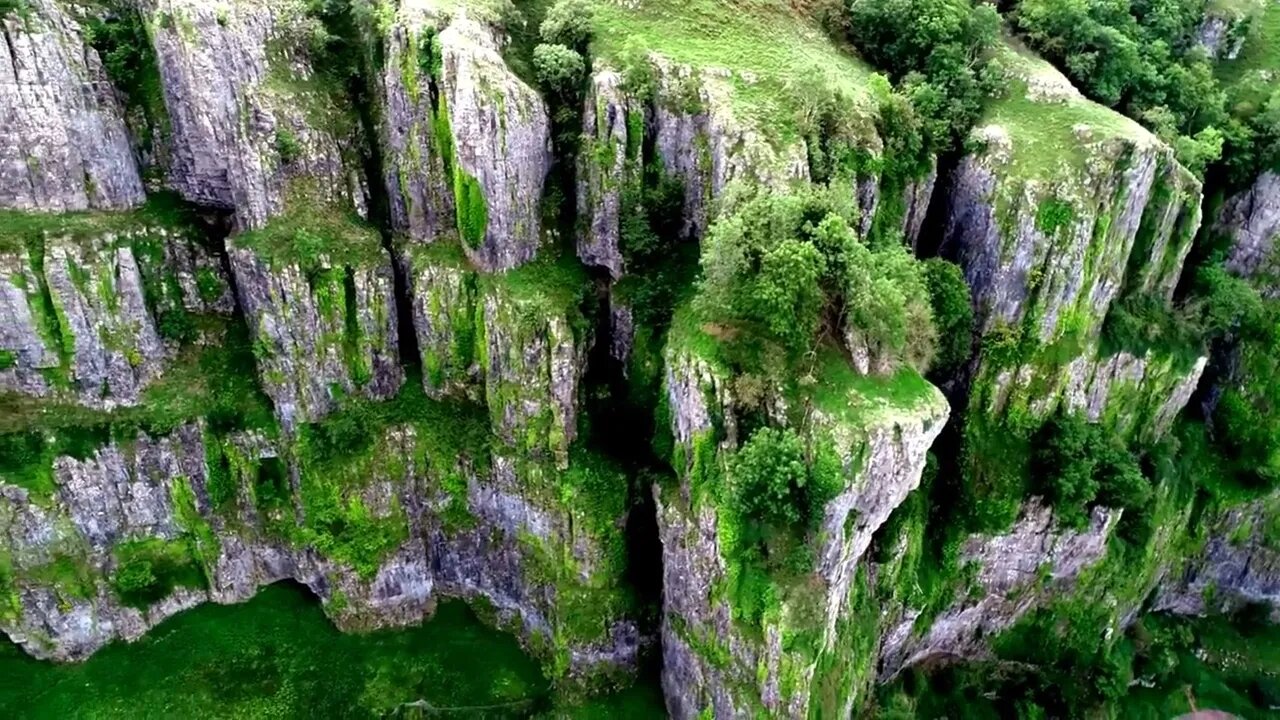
(0, 583, 665, 719)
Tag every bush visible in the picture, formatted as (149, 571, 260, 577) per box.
(922, 258, 973, 376)
(846, 0, 1000, 146)
(1033, 410, 1151, 528)
(844, 239, 937, 373)
(539, 0, 593, 48)
(533, 43, 585, 95)
(697, 187, 937, 373)
(274, 129, 302, 164)
(731, 427, 841, 530)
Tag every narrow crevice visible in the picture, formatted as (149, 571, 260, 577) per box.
(915, 149, 963, 261)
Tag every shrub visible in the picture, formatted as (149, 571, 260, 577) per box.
(697, 187, 936, 373)
(846, 0, 1000, 146)
(844, 240, 937, 373)
(274, 128, 302, 164)
(922, 258, 973, 377)
(538, 0, 593, 48)
(731, 427, 842, 530)
(1034, 412, 1101, 527)
(533, 43, 585, 95)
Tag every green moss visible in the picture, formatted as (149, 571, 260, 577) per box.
(1035, 199, 1074, 236)
(110, 537, 207, 609)
(170, 474, 221, 570)
(454, 171, 489, 249)
(25, 554, 96, 600)
(232, 198, 384, 271)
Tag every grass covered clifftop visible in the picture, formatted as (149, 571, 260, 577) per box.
(587, 0, 879, 141)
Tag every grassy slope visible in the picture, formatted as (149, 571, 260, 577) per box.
(982, 36, 1155, 181)
(0, 582, 664, 718)
(588, 0, 878, 140)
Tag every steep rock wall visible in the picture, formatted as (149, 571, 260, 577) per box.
(0, 216, 230, 406)
(0, 0, 145, 212)
(143, 0, 365, 229)
(655, 325, 949, 719)
(405, 248, 586, 471)
(381, 5, 551, 272)
(943, 44, 1206, 440)
(0, 421, 638, 681)
(1156, 493, 1280, 617)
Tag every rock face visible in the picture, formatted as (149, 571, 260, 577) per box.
(877, 501, 1119, 679)
(0, 218, 231, 406)
(0, 0, 146, 211)
(1156, 493, 1280, 618)
(1195, 8, 1254, 60)
(144, 0, 364, 230)
(942, 47, 1205, 438)
(574, 60, 934, 276)
(226, 237, 403, 429)
(1220, 171, 1280, 285)
(576, 70, 636, 279)
(405, 249, 587, 470)
(382, 6, 552, 272)
(0, 422, 639, 680)
(655, 326, 950, 719)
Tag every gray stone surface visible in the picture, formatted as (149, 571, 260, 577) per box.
(0, 0, 145, 212)
(0, 424, 639, 681)
(144, 0, 363, 230)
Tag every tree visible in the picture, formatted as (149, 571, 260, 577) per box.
(539, 0, 593, 49)
(922, 258, 974, 377)
(533, 43, 585, 95)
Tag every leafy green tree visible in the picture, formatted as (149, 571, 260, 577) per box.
(533, 43, 585, 95)
(539, 0, 593, 49)
(922, 258, 973, 377)
(731, 427, 842, 529)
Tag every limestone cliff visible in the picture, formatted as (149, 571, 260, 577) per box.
(943, 42, 1206, 440)
(0, 418, 638, 681)
(0, 207, 230, 406)
(142, 0, 366, 229)
(381, 3, 552, 272)
(0, 0, 146, 212)
(655, 318, 949, 719)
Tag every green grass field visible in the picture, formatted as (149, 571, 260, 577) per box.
(0, 582, 665, 719)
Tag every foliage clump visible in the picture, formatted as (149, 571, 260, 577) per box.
(1032, 410, 1151, 529)
(696, 187, 938, 376)
(110, 538, 207, 609)
(845, 0, 1002, 148)
(730, 427, 841, 529)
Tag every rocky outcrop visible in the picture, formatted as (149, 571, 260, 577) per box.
(1155, 493, 1280, 618)
(1196, 7, 1255, 60)
(656, 324, 949, 719)
(0, 422, 639, 681)
(651, 63, 812, 242)
(404, 248, 587, 469)
(0, 218, 231, 405)
(877, 500, 1119, 679)
(144, 0, 364, 229)
(381, 6, 551, 272)
(227, 233, 402, 429)
(1220, 171, 1280, 285)
(943, 46, 1206, 437)
(577, 70, 636, 279)
(0, 0, 145, 211)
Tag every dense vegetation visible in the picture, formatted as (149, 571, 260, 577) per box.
(0, 583, 665, 718)
(1, 0, 1278, 716)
